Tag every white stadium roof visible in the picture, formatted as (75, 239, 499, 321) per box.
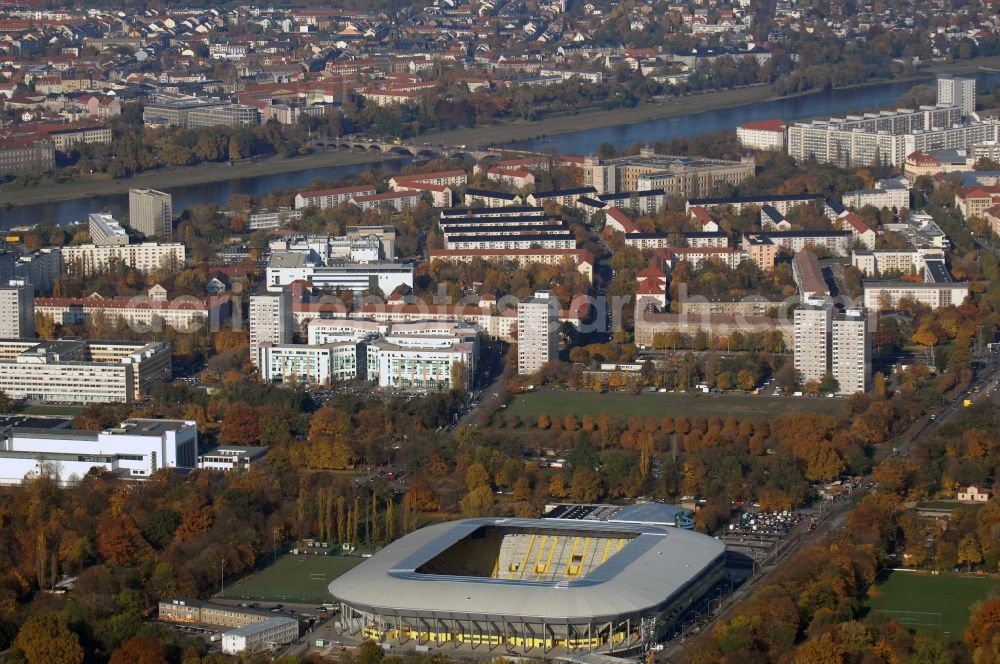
(328, 517, 725, 623)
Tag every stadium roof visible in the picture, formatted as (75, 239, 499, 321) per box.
(328, 517, 724, 622)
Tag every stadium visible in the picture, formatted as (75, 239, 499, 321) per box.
(328, 517, 725, 656)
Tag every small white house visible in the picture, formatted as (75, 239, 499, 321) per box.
(957, 485, 991, 503)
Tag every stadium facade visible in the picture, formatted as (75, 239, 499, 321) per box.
(328, 517, 725, 655)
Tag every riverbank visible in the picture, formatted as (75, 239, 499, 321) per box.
(433, 54, 1000, 149)
(2, 54, 999, 208)
(0, 150, 398, 207)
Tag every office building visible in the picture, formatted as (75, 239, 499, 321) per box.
(249, 293, 293, 367)
(0, 135, 55, 177)
(159, 599, 275, 628)
(346, 226, 397, 259)
(143, 97, 259, 129)
(937, 76, 976, 117)
(246, 208, 302, 231)
(793, 302, 832, 385)
(0, 417, 197, 485)
(268, 235, 383, 263)
(62, 243, 185, 276)
(265, 253, 414, 295)
(831, 309, 871, 395)
(260, 320, 478, 391)
(0, 340, 170, 403)
(863, 281, 969, 310)
(196, 446, 268, 472)
(221, 617, 298, 655)
(0, 281, 34, 339)
(582, 150, 755, 197)
(129, 189, 173, 239)
(517, 292, 558, 375)
(367, 325, 478, 391)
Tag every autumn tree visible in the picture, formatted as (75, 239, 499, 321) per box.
(219, 402, 260, 445)
(570, 467, 604, 502)
(109, 635, 168, 664)
(460, 485, 495, 517)
(967, 598, 1000, 653)
(12, 613, 84, 664)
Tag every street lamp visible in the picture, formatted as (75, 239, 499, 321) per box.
(221, 558, 226, 594)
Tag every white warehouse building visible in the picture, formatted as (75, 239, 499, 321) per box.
(0, 417, 197, 485)
(221, 616, 299, 655)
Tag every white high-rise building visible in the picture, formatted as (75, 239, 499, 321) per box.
(129, 188, 173, 239)
(249, 293, 292, 366)
(793, 301, 832, 385)
(517, 292, 558, 375)
(831, 309, 871, 395)
(0, 280, 34, 339)
(937, 76, 976, 117)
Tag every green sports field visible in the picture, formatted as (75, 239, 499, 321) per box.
(864, 571, 998, 639)
(506, 390, 846, 421)
(217, 554, 363, 604)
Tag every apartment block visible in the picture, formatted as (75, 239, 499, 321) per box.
(249, 292, 293, 367)
(88, 212, 129, 247)
(62, 242, 185, 276)
(427, 248, 594, 283)
(737, 119, 786, 151)
(937, 76, 976, 117)
(35, 295, 229, 333)
(129, 189, 173, 239)
(793, 302, 832, 385)
(517, 292, 558, 375)
(0, 281, 34, 339)
(831, 309, 871, 395)
(294, 185, 377, 210)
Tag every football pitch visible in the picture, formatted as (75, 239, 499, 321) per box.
(506, 390, 846, 421)
(217, 554, 363, 604)
(864, 570, 998, 639)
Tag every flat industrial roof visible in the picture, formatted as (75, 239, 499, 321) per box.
(328, 517, 724, 622)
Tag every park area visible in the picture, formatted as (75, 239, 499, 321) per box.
(217, 554, 362, 604)
(864, 570, 998, 639)
(506, 390, 846, 421)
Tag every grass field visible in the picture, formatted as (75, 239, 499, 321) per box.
(506, 390, 846, 421)
(217, 554, 362, 604)
(864, 571, 999, 639)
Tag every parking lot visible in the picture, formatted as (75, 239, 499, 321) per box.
(718, 510, 810, 561)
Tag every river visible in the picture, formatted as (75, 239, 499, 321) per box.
(3, 71, 1000, 229)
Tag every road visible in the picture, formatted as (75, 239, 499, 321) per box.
(663, 353, 1000, 660)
